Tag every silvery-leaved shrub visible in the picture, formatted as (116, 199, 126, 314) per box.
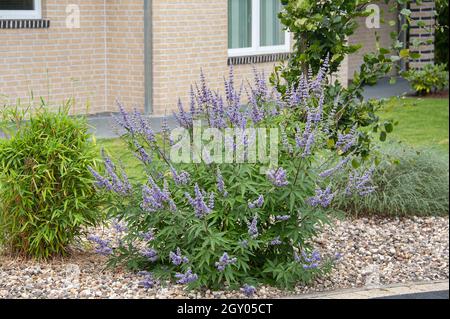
(90, 63, 375, 290)
(0, 103, 104, 259)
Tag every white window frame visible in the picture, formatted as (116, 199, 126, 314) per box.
(0, 0, 42, 20)
(228, 0, 290, 57)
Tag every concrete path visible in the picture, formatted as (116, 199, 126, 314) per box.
(285, 280, 449, 299)
(87, 77, 414, 139)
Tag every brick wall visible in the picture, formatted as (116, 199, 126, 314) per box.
(0, 0, 108, 114)
(347, 1, 398, 80)
(408, 0, 435, 69)
(0, 0, 146, 115)
(106, 0, 145, 112)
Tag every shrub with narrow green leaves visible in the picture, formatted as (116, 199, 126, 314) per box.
(0, 104, 104, 259)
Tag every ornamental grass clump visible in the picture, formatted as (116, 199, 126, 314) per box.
(91, 64, 375, 290)
(0, 104, 104, 259)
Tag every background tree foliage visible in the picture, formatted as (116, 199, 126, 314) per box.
(272, 0, 431, 160)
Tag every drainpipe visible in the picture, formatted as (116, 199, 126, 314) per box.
(144, 0, 153, 114)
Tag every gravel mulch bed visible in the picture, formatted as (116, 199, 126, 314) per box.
(0, 216, 448, 299)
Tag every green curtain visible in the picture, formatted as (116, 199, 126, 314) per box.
(260, 0, 284, 47)
(228, 0, 252, 49)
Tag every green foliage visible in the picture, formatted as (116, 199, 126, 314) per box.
(278, 0, 370, 78)
(435, 0, 449, 67)
(402, 63, 449, 95)
(333, 145, 449, 217)
(272, 0, 429, 160)
(92, 72, 363, 290)
(0, 102, 104, 259)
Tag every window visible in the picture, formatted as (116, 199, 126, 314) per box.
(0, 0, 42, 20)
(228, 0, 289, 57)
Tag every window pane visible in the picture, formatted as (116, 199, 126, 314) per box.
(260, 0, 285, 47)
(228, 0, 252, 49)
(0, 0, 35, 10)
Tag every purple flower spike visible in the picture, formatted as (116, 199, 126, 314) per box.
(185, 184, 212, 218)
(307, 185, 336, 208)
(248, 195, 264, 209)
(248, 215, 259, 239)
(142, 248, 158, 262)
(270, 236, 282, 246)
(275, 215, 291, 221)
(345, 166, 376, 196)
(139, 230, 155, 242)
(171, 167, 190, 185)
(215, 252, 237, 272)
(175, 268, 198, 285)
(216, 169, 228, 197)
(138, 271, 158, 289)
(87, 235, 113, 256)
(169, 247, 189, 266)
(267, 168, 289, 187)
(241, 284, 257, 297)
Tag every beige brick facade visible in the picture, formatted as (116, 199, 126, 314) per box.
(347, 1, 399, 80)
(0, 1, 435, 116)
(0, 0, 144, 115)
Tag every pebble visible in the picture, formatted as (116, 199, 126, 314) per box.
(0, 216, 448, 299)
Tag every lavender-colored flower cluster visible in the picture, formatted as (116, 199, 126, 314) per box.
(216, 168, 228, 197)
(112, 219, 128, 233)
(301, 250, 321, 270)
(275, 215, 291, 221)
(172, 67, 283, 134)
(115, 102, 156, 144)
(142, 248, 158, 262)
(89, 150, 132, 196)
(133, 140, 152, 165)
(307, 185, 336, 208)
(185, 184, 213, 218)
(345, 166, 376, 196)
(270, 236, 282, 246)
(169, 247, 189, 266)
(215, 252, 237, 272)
(87, 235, 113, 256)
(141, 176, 177, 213)
(175, 268, 198, 284)
(240, 284, 257, 297)
(319, 157, 350, 179)
(248, 195, 264, 209)
(267, 168, 289, 187)
(294, 250, 321, 270)
(139, 230, 155, 242)
(247, 215, 258, 239)
(336, 126, 357, 153)
(138, 271, 158, 289)
(171, 167, 190, 185)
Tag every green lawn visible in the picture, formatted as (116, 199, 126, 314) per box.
(379, 97, 449, 153)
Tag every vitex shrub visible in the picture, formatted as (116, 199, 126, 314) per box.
(90, 63, 376, 290)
